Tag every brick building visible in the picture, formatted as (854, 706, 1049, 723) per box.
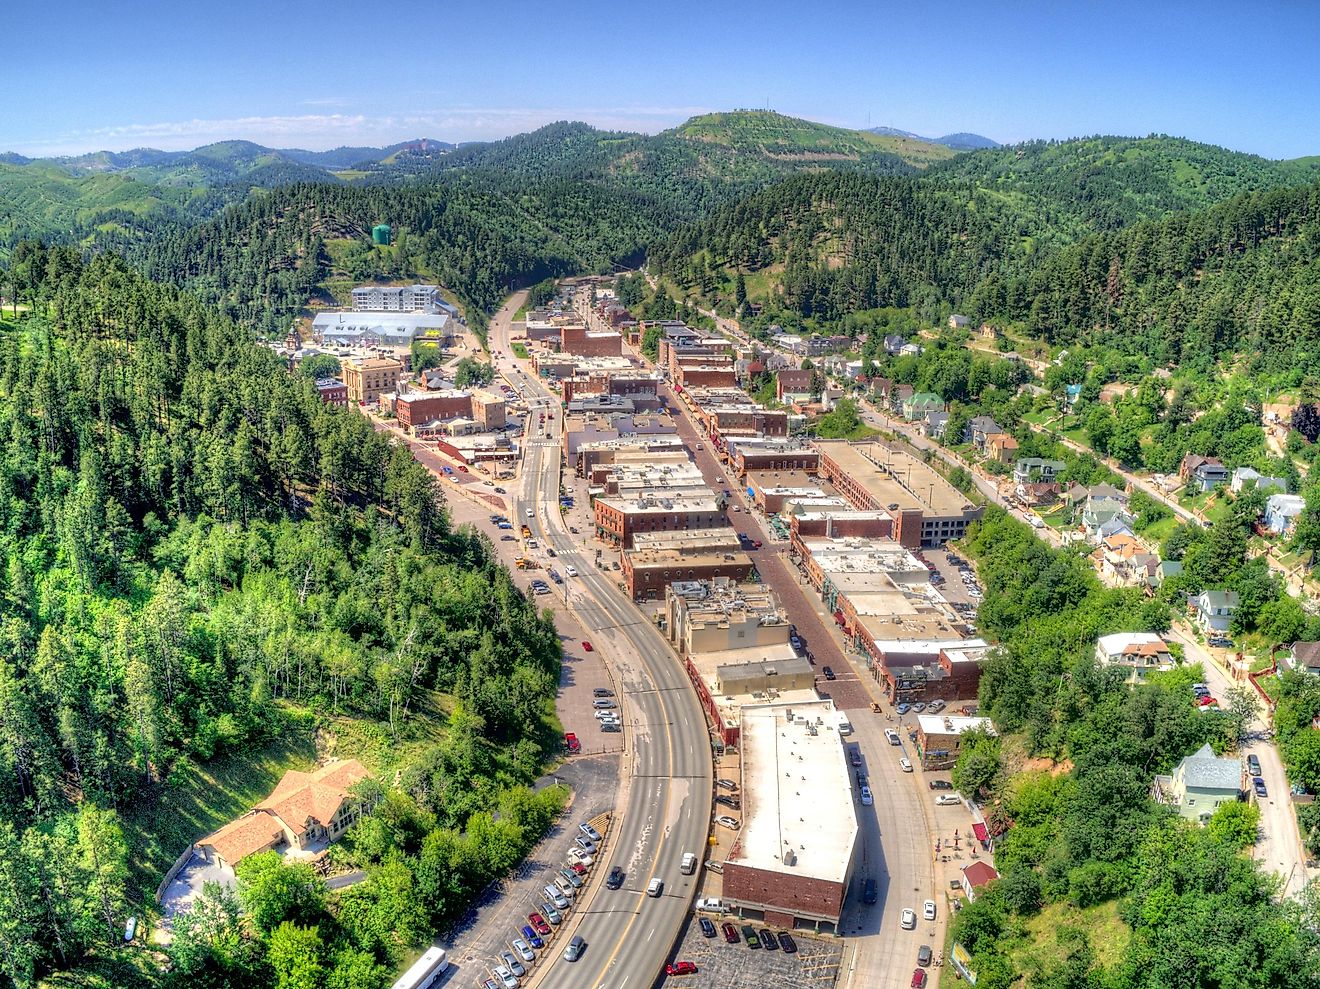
(561, 323, 623, 357)
(914, 715, 996, 770)
(394, 391, 473, 431)
(315, 377, 348, 406)
(725, 438, 821, 478)
(622, 547, 753, 601)
(776, 368, 814, 402)
(594, 495, 726, 548)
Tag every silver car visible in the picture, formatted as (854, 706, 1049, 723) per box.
(500, 951, 525, 978)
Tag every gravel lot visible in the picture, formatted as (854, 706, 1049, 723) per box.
(661, 913, 843, 989)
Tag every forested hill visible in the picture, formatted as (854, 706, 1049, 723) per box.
(927, 135, 1320, 232)
(0, 246, 562, 987)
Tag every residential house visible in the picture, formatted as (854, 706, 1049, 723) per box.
(1264, 493, 1306, 535)
(889, 383, 914, 417)
(1100, 532, 1147, 585)
(948, 314, 971, 330)
(902, 391, 945, 422)
(1146, 559, 1183, 595)
(871, 377, 893, 405)
(1095, 632, 1174, 682)
(1081, 493, 1134, 539)
(924, 410, 950, 441)
(1014, 458, 1066, 484)
(882, 334, 908, 355)
(899, 342, 923, 357)
(1230, 467, 1288, 496)
(1286, 641, 1320, 676)
(986, 433, 1019, 464)
(1064, 383, 1083, 408)
(1180, 454, 1229, 493)
(960, 861, 999, 901)
(1016, 481, 1061, 507)
(1152, 744, 1241, 824)
(198, 760, 370, 870)
(1193, 590, 1239, 633)
(776, 368, 814, 403)
(964, 415, 1003, 451)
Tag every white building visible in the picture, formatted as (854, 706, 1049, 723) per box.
(352, 284, 440, 312)
(1094, 632, 1175, 683)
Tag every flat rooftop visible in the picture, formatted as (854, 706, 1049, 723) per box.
(631, 529, 744, 553)
(816, 441, 976, 517)
(917, 714, 997, 737)
(627, 548, 751, 569)
(736, 700, 859, 885)
(799, 537, 928, 577)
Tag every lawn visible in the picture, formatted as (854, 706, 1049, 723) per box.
(119, 714, 318, 891)
(1009, 900, 1131, 977)
(38, 950, 162, 989)
(1139, 515, 1179, 544)
(512, 342, 530, 359)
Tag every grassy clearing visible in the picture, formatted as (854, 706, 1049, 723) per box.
(120, 715, 317, 889)
(38, 949, 162, 989)
(1010, 900, 1131, 977)
(512, 342, 530, 359)
(1140, 515, 1178, 544)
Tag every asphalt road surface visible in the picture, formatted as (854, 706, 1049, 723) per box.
(491, 295, 716, 989)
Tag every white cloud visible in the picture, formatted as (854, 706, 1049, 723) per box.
(4, 104, 717, 156)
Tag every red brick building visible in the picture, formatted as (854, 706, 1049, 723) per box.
(622, 548, 753, 601)
(395, 392, 472, 431)
(594, 496, 727, 548)
(776, 368, 814, 402)
(561, 324, 623, 357)
(726, 441, 820, 478)
(315, 378, 348, 406)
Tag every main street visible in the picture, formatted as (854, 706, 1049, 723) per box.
(489, 295, 715, 989)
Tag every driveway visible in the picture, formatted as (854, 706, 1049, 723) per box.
(160, 852, 235, 929)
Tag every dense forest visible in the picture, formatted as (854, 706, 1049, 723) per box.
(952, 509, 1320, 989)
(0, 246, 561, 988)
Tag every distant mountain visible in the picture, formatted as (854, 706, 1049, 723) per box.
(673, 111, 955, 169)
(280, 138, 456, 170)
(868, 126, 999, 150)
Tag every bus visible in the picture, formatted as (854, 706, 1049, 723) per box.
(391, 946, 449, 989)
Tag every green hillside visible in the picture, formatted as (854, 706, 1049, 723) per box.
(928, 134, 1320, 231)
(671, 109, 955, 168)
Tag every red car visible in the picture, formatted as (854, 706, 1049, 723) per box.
(582, 641, 593, 652)
(457, 465, 468, 472)
(911, 969, 927, 988)
(528, 912, 551, 936)
(722, 922, 740, 944)
(665, 961, 697, 976)
(570, 862, 588, 875)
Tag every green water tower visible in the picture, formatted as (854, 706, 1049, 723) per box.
(372, 224, 392, 246)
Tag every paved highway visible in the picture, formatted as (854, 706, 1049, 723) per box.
(490, 295, 714, 989)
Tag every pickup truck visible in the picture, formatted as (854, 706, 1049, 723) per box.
(564, 732, 580, 754)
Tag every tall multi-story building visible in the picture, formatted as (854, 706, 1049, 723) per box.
(351, 284, 439, 312)
(342, 356, 404, 406)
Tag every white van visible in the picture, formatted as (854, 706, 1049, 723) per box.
(680, 852, 697, 875)
(544, 885, 568, 910)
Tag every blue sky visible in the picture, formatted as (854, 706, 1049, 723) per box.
(4, 0, 1318, 158)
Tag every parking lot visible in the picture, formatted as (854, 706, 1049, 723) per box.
(662, 913, 843, 989)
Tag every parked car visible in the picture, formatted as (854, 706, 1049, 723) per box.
(860, 785, 874, 806)
(850, 747, 863, 767)
(582, 641, 593, 652)
(492, 965, 518, 989)
(911, 969, 928, 988)
(1254, 776, 1269, 799)
(885, 728, 900, 746)
(896, 703, 911, 715)
(856, 771, 869, 788)
(760, 928, 778, 950)
(926, 700, 946, 714)
(936, 794, 962, 806)
(601, 722, 622, 732)
(716, 816, 741, 830)
(699, 917, 717, 938)
(580, 823, 602, 842)
(917, 945, 932, 967)
(521, 925, 544, 949)
(593, 688, 614, 697)
(704, 860, 724, 874)
(500, 951, 526, 978)
(777, 932, 798, 953)
(539, 903, 560, 925)
(863, 878, 878, 904)
(822, 666, 836, 681)
(910, 702, 927, 714)
(666, 961, 697, 976)
(606, 866, 625, 889)
(1247, 754, 1262, 777)
(717, 778, 738, 790)
(716, 794, 741, 809)
(722, 922, 740, 944)
(899, 758, 913, 773)
(923, 899, 936, 921)
(741, 925, 760, 949)
(929, 779, 953, 790)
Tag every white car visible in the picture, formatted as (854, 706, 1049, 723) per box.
(901, 908, 916, 930)
(860, 785, 873, 806)
(923, 899, 937, 921)
(526, 509, 534, 518)
(511, 939, 535, 962)
(493, 965, 519, 989)
(565, 565, 578, 577)
(935, 794, 962, 806)
(567, 847, 594, 867)
(715, 815, 741, 830)
(899, 758, 913, 773)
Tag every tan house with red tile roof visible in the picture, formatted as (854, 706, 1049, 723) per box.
(198, 760, 370, 870)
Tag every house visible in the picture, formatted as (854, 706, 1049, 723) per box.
(948, 314, 971, 330)
(1100, 532, 1148, 585)
(1180, 454, 1229, 493)
(1152, 744, 1241, 824)
(1095, 632, 1174, 682)
(960, 861, 999, 901)
(986, 433, 1019, 464)
(776, 369, 814, 403)
(871, 377, 893, 404)
(1230, 467, 1288, 496)
(198, 760, 370, 870)
(1193, 590, 1239, 633)
(1016, 481, 1061, 507)
(1081, 494, 1134, 539)
(1146, 559, 1183, 594)
(1286, 641, 1320, 676)
(883, 334, 908, 355)
(902, 391, 945, 422)
(889, 383, 914, 416)
(964, 415, 1004, 451)
(1014, 458, 1066, 484)
(1264, 493, 1306, 535)
(1064, 383, 1083, 408)
(924, 410, 950, 441)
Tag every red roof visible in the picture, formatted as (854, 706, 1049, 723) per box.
(971, 822, 990, 843)
(962, 861, 999, 887)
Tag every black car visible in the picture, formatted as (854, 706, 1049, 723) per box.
(777, 932, 797, 953)
(856, 771, 869, 788)
(716, 795, 741, 809)
(741, 925, 760, 949)
(760, 928, 778, 950)
(863, 878, 877, 904)
(918, 945, 932, 967)
(928, 780, 954, 791)
(699, 917, 716, 938)
(822, 666, 836, 681)
(605, 866, 625, 889)
(1253, 776, 1268, 799)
